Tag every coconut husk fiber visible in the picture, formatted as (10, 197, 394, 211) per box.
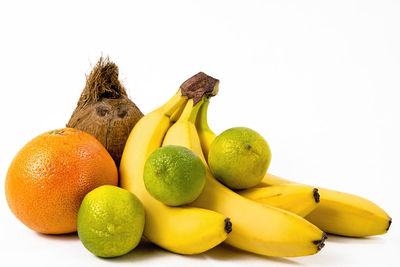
(67, 57, 143, 167)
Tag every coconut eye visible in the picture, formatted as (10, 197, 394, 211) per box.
(118, 110, 127, 119)
(96, 107, 110, 117)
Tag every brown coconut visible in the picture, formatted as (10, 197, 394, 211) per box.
(67, 57, 143, 167)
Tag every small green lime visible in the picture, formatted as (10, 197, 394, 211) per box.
(77, 185, 145, 258)
(144, 145, 206, 206)
(208, 127, 271, 189)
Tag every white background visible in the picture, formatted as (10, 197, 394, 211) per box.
(1, 0, 399, 266)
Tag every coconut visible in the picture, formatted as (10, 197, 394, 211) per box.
(67, 57, 143, 167)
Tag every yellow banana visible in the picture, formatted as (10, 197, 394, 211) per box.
(163, 96, 326, 257)
(119, 74, 231, 255)
(238, 184, 320, 217)
(197, 98, 392, 237)
(259, 174, 392, 237)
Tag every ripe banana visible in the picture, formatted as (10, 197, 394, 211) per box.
(119, 74, 231, 255)
(197, 98, 392, 237)
(238, 184, 320, 217)
(163, 96, 326, 257)
(259, 174, 392, 237)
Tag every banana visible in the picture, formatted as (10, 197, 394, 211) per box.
(119, 73, 231, 255)
(163, 96, 326, 257)
(237, 184, 320, 217)
(260, 174, 392, 237)
(197, 98, 392, 237)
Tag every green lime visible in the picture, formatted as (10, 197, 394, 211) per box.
(77, 185, 145, 258)
(208, 127, 271, 189)
(144, 145, 206, 206)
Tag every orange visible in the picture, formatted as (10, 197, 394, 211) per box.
(5, 128, 118, 234)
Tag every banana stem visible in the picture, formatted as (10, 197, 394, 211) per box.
(196, 97, 212, 133)
(170, 99, 187, 122)
(160, 92, 188, 117)
(177, 97, 205, 124)
(180, 72, 219, 105)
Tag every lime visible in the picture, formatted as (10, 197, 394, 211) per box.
(144, 145, 206, 206)
(208, 127, 271, 189)
(77, 185, 145, 258)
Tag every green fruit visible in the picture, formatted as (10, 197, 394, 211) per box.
(208, 127, 271, 189)
(77, 185, 145, 258)
(144, 145, 206, 206)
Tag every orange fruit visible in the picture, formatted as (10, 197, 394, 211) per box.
(5, 128, 118, 234)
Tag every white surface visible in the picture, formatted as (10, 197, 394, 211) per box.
(1, 0, 399, 266)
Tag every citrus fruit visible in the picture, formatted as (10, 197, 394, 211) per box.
(143, 145, 206, 206)
(5, 128, 118, 234)
(77, 185, 145, 258)
(208, 127, 271, 189)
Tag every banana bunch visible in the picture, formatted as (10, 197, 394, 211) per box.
(120, 72, 390, 258)
(120, 73, 326, 257)
(196, 95, 392, 238)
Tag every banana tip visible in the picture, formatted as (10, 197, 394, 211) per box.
(313, 232, 327, 251)
(224, 218, 232, 234)
(386, 218, 392, 232)
(313, 188, 320, 203)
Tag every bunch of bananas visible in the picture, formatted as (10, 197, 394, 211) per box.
(119, 72, 391, 257)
